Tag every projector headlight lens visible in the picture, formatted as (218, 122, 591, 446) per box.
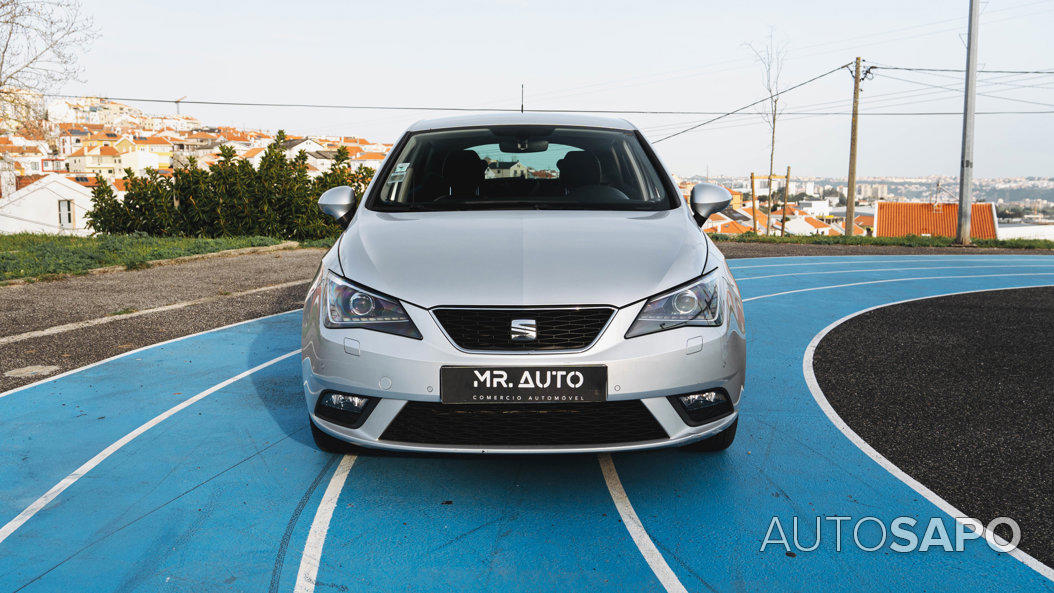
(324, 271, 421, 339)
(627, 271, 723, 338)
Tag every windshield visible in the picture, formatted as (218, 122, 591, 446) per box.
(368, 126, 678, 211)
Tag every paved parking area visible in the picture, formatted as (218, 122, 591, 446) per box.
(1, 254, 1052, 592)
(0, 248, 325, 391)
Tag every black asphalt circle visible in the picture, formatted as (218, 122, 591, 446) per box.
(813, 286, 1054, 567)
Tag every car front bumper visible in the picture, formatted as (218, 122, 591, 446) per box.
(301, 284, 746, 454)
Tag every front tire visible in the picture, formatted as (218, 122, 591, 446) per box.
(310, 418, 367, 454)
(681, 418, 737, 452)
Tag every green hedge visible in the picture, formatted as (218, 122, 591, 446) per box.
(86, 131, 373, 241)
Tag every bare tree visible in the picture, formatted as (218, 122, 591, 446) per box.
(0, 0, 96, 134)
(746, 31, 786, 235)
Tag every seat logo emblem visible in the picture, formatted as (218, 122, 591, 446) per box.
(511, 319, 537, 341)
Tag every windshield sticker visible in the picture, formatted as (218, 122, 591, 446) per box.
(387, 163, 409, 183)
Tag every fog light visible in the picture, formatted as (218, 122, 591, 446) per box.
(680, 391, 723, 411)
(315, 390, 376, 429)
(321, 392, 369, 413)
(670, 389, 733, 426)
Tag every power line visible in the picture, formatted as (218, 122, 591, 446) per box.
(41, 91, 1054, 122)
(875, 72, 1054, 108)
(872, 66, 1054, 74)
(651, 63, 852, 143)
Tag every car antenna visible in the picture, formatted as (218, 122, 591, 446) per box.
(520, 83, 525, 114)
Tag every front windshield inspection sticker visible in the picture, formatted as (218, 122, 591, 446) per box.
(387, 162, 409, 183)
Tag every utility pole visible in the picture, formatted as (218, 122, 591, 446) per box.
(955, 0, 980, 245)
(780, 165, 791, 237)
(765, 173, 773, 235)
(750, 172, 758, 233)
(845, 57, 862, 237)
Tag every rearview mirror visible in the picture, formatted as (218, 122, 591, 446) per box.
(689, 183, 732, 225)
(318, 185, 357, 227)
(498, 138, 549, 153)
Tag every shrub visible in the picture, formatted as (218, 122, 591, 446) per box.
(86, 132, 374, 241)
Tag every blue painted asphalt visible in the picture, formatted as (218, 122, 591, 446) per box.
(0, 255, 1052, 592)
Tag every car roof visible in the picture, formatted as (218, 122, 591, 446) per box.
(405, 112, 638, 133)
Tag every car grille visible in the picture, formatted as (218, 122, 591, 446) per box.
(380, 401, 668, 446)
(432, 307, 614, 351)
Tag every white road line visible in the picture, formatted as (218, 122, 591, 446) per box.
(742, 272, 1054, 302)
(0, 349, 301, 545)
(737, 263, 1054, 281)
(0, 309, 300, 400)
(729, 255, 1047, 270)
(0, 280, 309, 348)
(802, 286, 1054, 581)
(601, 271, 1054, 588)
(598, 454, 689, 593)
(294, 455, 357, 593)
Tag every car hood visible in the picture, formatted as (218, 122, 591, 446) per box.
(337, 209, 707, 308)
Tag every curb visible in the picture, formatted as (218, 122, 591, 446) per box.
(2, 240, 306, 287)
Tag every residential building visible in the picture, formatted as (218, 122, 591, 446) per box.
(66, 145, 122, 177)
(0, 172, 94, 235)
(485, 160, 529, 178)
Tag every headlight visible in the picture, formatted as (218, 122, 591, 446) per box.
(323, 271, 422, 339)
(626, 271, 722, 338)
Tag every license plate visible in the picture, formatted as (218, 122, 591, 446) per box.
(440, 366, 607, 404)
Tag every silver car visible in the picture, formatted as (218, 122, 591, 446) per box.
(301, 113, 746, 454)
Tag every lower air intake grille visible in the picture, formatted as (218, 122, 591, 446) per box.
(432, 307, 614, 351)
(380, 401, 668, 446)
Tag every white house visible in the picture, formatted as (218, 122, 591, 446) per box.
(118, 150, 161, 177)
(782, 215, 836, 236)
(0, 173, 95, 235)
(348, 151, 386, 171)
(280, 138, 326, 160)
(797, 199, 832, 217)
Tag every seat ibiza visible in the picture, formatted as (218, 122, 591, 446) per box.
(301, 113, 745, 454)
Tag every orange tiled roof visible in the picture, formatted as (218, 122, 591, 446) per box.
(96, 146, 120, 157)
(803, 216, 830, 229)
(705, 220, 752, 234)
(242, 147, 265, 159)
(855, 215, 875, 226)
(0, 145, 42, 154)
(353, 151, 386, 160)
(830, 224, 866, 236)
(876, 201, 996, 240)
(15, 174, 47, 190)
(135, 136, 172, 145)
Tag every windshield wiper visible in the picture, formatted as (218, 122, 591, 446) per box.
(381, 202, 472, 212)
(458, 201, 582, 210)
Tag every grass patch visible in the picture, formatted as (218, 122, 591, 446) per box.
(299, 236, 339, 249)
(0, 233, 282, 282)
(108, 307, 137, 316)
(707, 232, 1054, 250)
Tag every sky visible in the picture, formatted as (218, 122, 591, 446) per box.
(64, 0, 1054, 179)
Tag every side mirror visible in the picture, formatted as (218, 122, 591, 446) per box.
(318, 185, 357, 227)
(689, 183, 732, 225)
